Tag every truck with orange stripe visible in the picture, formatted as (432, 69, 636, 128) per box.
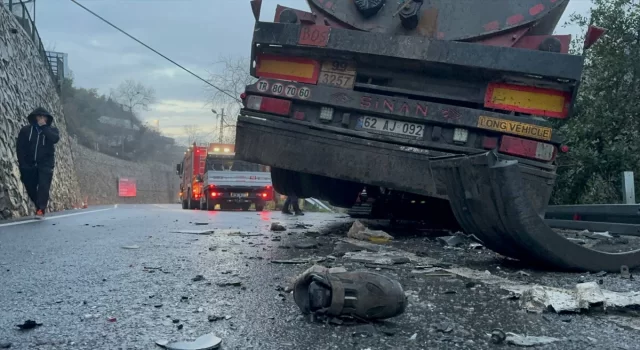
(234, 1, 628, 271)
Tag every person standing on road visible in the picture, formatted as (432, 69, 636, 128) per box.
(282, 195, 304, 216)
(15, 107, 60, 219)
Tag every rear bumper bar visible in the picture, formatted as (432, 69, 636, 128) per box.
(252, 22, 584, 81)
(235, 115, 555, 213)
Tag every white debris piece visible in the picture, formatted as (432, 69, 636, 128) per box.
(156, 333, 222, 350)
(592, 231, 613, 238)
(505, 333, 564, 347)
(343, 251, 410, 265)
(504, 282, 640, 313)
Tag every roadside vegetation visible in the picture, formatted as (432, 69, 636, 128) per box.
(552, 0, 640, 204)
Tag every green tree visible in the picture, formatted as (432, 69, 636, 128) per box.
(552, 0, 640, 204)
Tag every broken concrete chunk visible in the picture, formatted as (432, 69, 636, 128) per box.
(156, 333, 222, 350)
(216, 280, 242, 287)
(344, 251, 410, 265)
(505, 333, 564, 347)
(270, 223, 286, 232)
(121, 245, 140, 250)
(347, 220, 393, 243)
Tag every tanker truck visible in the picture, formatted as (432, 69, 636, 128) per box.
(232, 0, 636, 272)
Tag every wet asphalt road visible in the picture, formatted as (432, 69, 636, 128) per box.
(0, 204, 639, 350)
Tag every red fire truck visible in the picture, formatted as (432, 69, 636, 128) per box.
(176, 143, 208, 209)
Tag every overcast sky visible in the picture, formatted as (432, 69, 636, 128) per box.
(34, 0, 593, 139)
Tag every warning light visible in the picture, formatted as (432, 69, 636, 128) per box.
(214, 147, 220, 152)
(223, 148, 230, 153)
(560, 145, 570, 153)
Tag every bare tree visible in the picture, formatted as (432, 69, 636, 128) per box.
(206, 55, 256, 142)
(111, 80, 156, 116)
(183, 125, 213, 146)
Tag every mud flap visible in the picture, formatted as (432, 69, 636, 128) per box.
(432, 152, 640, 272)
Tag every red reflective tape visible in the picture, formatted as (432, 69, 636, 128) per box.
(506, 14, 525, 26)
(260, 96, 291, 115)
(499, 135, 556, 161)
(530, 4, 545, 16)
(484, 21, 500, 32)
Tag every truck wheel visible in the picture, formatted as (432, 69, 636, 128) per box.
(188, 198, 198, 210)
(206, 197, 216, 211)
(182, 200, 188, 210)
(241, 204, 251, 211)
(255, 203, 265, 212)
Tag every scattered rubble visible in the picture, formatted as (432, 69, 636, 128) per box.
(292, 240, 318, 249)
(347, 220, 393, 243)
(121, 245, 140, 250)
(0, 342, 11, 349)
(192, 275, 205, 282)
(504, 333, 565, 347)
(16, 320, 42, 330)
(343, 251, 410, 265)
(504, 281, 640, 313)
(270, 223, 286, 232)
(216, 280, 242, 287)
(156, 332, 222, 350)
(621, 265, 632, 279)
(437, 235, 465, 247)
(172, 229, 215, 235)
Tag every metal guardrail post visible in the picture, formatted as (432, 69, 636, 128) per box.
(622, 171, 635, 204)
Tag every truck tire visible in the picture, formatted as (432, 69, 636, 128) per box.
(241, 203, 251, 211)
(182, 199, 188, 210)
(188, 197, 198, 210)
(324, 178, 362, 208)
(354, 0, 385, 18)
(206, 196, 216, 211)
(255, 203, 265, 212)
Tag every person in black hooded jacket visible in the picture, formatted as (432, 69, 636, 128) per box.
(15, 107, 60, 218)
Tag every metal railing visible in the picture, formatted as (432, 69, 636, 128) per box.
(2, 0, 61, 93)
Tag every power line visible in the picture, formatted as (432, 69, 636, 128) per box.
(69, 0, 241, 103)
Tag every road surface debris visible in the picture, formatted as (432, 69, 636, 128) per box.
(347, 220, 393, 243)
(155, 332, 222, 350)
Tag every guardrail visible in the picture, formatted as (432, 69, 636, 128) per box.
(2, 0, 61, 93)
(544, 204, 640, 236)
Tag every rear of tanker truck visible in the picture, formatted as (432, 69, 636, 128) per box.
(234, 0, 635, 272)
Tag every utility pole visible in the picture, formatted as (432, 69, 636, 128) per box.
(212, 108, 225, 143)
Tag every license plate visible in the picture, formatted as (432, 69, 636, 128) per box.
(319, 60, 356, 89)
(319, 72, 354, 89)
(358, 116, 425, 138)
(298, 25, 330, 47)
(231, 193, 249, 198)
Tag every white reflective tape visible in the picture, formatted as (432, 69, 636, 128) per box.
(247, 96, 262, 110)
(535, 142, 555, 161)
(453, 128, 469, 143)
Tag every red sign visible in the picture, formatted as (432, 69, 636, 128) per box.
(298, 25, 330, 47)
(118, 178, 137, 197)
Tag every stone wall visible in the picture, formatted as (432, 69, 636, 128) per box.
(0, 5, 80, 219)
(72, 144, 178, 205)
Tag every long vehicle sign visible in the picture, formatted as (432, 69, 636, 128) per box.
(246, 79, 560, 143)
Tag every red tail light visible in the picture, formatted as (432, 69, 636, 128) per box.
(246, 95, 291, 116)
(499, 135, 556, 162)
